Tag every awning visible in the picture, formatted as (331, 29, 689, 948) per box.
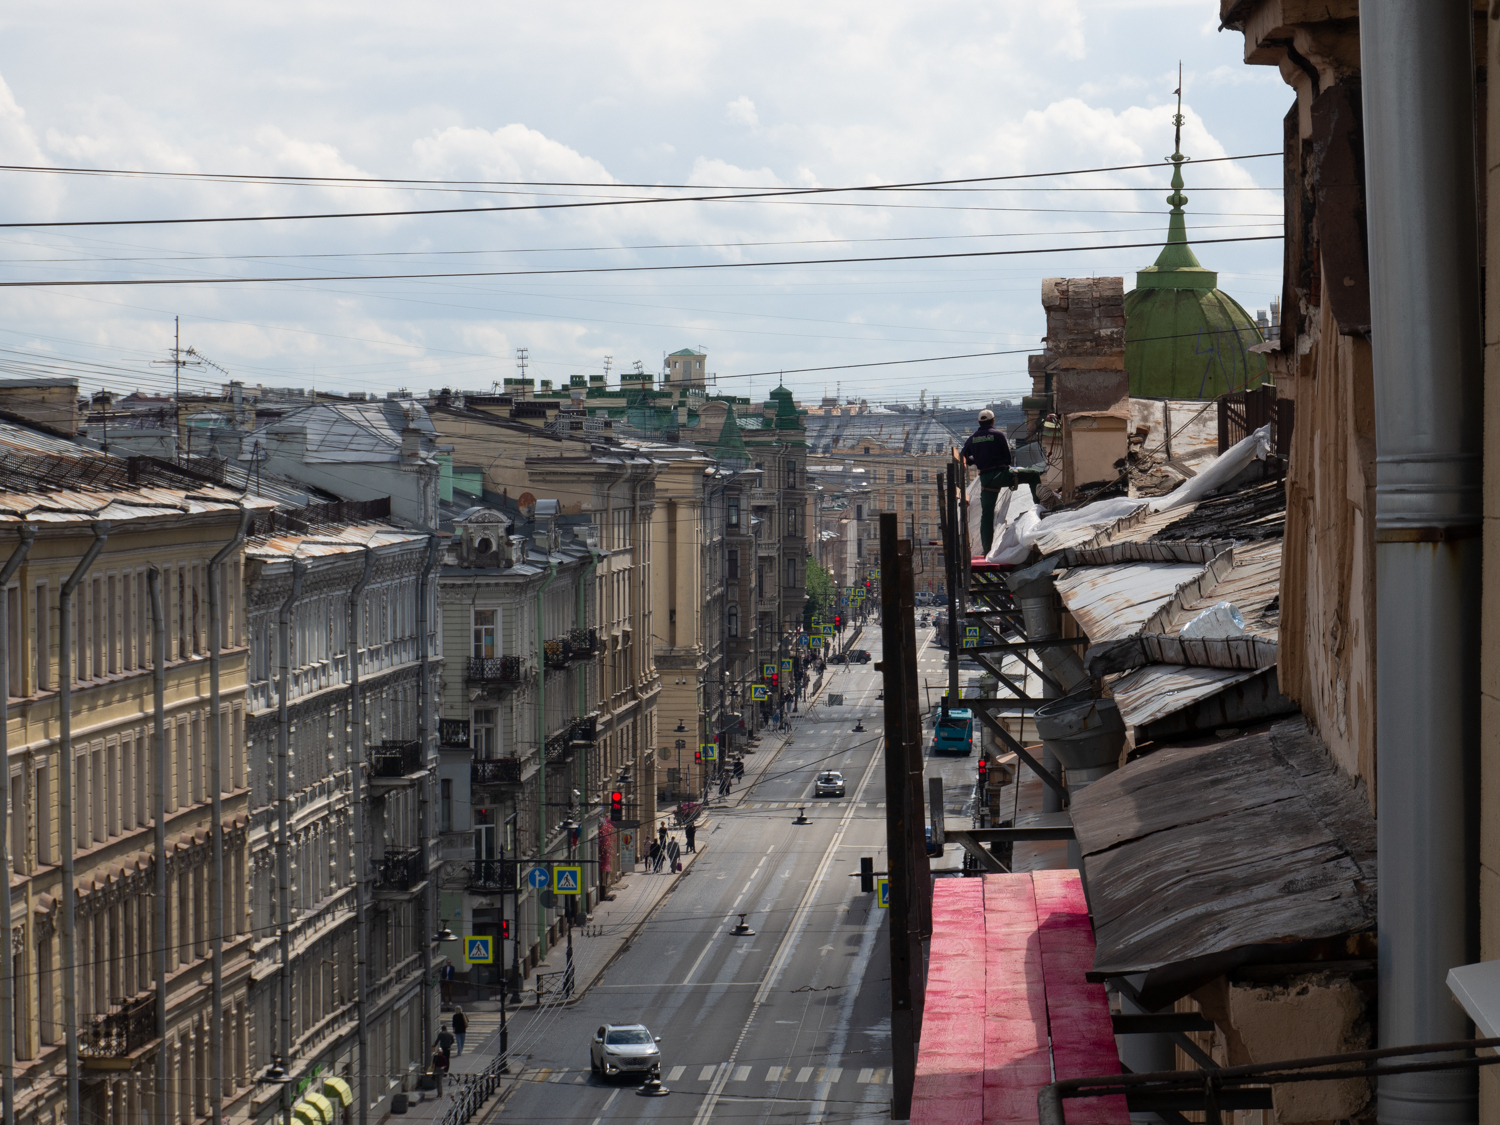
(322, 1076, 354, 1107)
(300, 1091, 335, 1123)
(291, 1104, 322, 1125)
(1069, 715, 1375, 997)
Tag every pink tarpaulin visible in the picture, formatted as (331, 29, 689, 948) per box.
(911, 870, 1126, 1125)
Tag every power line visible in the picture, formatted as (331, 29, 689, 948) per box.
(0, 234, 1283, 288)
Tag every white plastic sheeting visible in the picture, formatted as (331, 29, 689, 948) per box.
(1149, 424, 1272, 513)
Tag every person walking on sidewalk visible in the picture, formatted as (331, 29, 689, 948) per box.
(431, 1046, 449, 1095)
(685, 822, 697, 853)
(666, 836, 681, 872)
(657, 823, 668, 854)
(649, 839, 663, 872)
(452, 1007, 468, 1056)
(435, 1022, 455, 1061)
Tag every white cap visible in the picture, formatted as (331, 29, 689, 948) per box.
(978, 409, 995, 423)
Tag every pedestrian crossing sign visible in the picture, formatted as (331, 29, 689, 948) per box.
(553, 866, 582, 895)
(781, 659, 792, 673)
(810, 638, 823, 648)
(763, 663, 776, 677)
(702, 742, 718, 761)
(464, 936, 493, 964)
(752, 684, 769, 701)
(877, 878, 890, 909)
(965, 626, 980, 638)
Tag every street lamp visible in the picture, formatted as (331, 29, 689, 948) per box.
(432, 925, 457, 944)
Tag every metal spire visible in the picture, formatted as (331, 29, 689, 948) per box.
(1152, 62, 1203, 273)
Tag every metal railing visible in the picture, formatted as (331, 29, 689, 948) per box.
(371, 740, 423, 779)
(471, 758, 522, 786)
(468, 859, 517, 892)
(80, 994, 157, 1058)
(465, 655, 525, 683)
(544, 630, 600, 668)
(374, 847, 425, 892)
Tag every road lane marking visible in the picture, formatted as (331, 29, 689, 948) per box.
(857, 1068, 873, 1083)
(549, 1070, 565, 1082)
(668, 1066, 686, 1081)
(698, 1065, 717, 1081)
(733, 1065, 752, 1081)
(826, 1067, 843, 1082)
(796, 1066, 814, 1083)
(689, 732, 887, 1125)
(767, 1066, 785, 1081)
(587, 1088, 620, 1125)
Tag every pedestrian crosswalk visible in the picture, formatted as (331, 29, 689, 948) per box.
(523, 1063, 894, 1087)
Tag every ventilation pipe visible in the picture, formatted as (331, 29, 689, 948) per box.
(347, 547, 375, 1125)
(1033, 692, 1126, 794)
(206, 508, 249, 1125)
(58, 521, 108, 1125)
(1361, 6, 1483, 1125)
(0, 523, 35, 1123)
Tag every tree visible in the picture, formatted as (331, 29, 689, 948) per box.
(804, 553, 836, 624)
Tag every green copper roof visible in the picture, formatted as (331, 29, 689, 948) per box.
(1125, 83, 1266, 399)
(714, 403, 749, 462)
(669, 348, 704, 357)
(766, 385, 805, 432)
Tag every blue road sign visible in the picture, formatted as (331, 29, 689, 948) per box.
(464, 936, 493, 964)
(553, 866, 582, 895)
(525, 866, 550, 889)
(877, 877, 890, 909)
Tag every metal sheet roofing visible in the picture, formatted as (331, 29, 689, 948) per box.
(248, 400, 438, 465)
(1054, 560, 1205, 642)
(1107, 663, 1260, 728)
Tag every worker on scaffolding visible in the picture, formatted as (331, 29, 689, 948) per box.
(960, 409, 1014, 555)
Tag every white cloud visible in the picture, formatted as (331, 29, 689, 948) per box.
(726, 96, 758, 129)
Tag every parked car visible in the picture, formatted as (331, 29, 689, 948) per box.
(814, 770, 847, 797)
(828, 652, 848, 664)
(590, 1023, 662, 1079)
(849, 649, 872, 664)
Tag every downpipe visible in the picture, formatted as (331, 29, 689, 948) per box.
(0, 523, 35, 1123)
(416, 535, 439, 1067)
(276, 562, 306, 1109)
(535, 559, 558, 957)
(145, 566, 168, 1125)
(348, 547, 375, 1125)
(1361, 5, 1484, 1124)
(206, 508, 250, 1125)
(59, 521, 108, 1125)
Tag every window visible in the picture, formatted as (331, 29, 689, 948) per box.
(784, 460, 797, 490)
(863, 446, 870, 455)
(905, 469, 914, 484)
(472, 610, 496, 659)
(920, 469, 930, 484)
(727, 550, 739, 580)
(473, 808, 495, 860)
(784, 557, 797, 587)
(727, 497, 740, 528)
(920, 494, 930, 511)
(905, 493, 915, 511)
(440, 779, 453, 833)
(472, 708, 497, 757)
(886, 469, 895, 484)
(727, 605, 739, 638)
(884, 492, 895, 508)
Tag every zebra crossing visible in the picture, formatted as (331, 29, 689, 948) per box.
(523, 1063, 894, 1086)
(740, 801, 886, 810)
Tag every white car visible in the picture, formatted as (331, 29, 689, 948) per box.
(590, 1023, 662, 1079)
(814, 770, 846, 797)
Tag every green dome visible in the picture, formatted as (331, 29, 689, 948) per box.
(1124, 99, 1267, 400)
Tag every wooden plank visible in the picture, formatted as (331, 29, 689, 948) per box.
(1032, 870, 1129, 1125)
(911, 880, 986, 1125)
(982, 874, 1053, 1124)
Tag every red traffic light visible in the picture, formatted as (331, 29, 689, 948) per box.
(610, 791, 624, 823)
(500, 919, 510, 940)
(770, 673, 779, 688)
(977, 758, 988, 782)
(834, 615, 841, 627)
(694, 749, 703, 763)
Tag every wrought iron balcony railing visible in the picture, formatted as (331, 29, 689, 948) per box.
(469, 859, 517, 892)
(544, 630, 601, 669)
(374, 846, 426, 892)
(80, 994, 157, 1059)
(570, 715, 598, 744)
(465, 655, 525, 683)
(371, 740, 423, 779)
(471, 757, 522, 787)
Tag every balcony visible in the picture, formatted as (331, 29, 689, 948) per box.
(465, 655, 525, 684)
(374, 847, 426, 894)
(471, 757, 523, 787)
(80, 995, 157, 1064)
(370, 740, 424, 780)
(545, 716, 598, 764)
(544, 629, 601, 669)
(469, 859, 517, 892)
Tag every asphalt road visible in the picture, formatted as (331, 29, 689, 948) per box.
(489, 630, 900, 1125)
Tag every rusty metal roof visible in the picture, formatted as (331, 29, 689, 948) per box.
(1054, 560, 1205, 642)
(1107, 663, 1261, 729)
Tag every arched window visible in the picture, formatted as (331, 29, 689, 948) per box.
(727, 605, 739, 638)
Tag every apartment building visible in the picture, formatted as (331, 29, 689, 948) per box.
(241, 515, 437, 1125)
(0, 425, 271, 1125)
(436, 503, 605, 993)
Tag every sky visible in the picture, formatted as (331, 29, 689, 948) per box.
(0, 1, 1289, 411)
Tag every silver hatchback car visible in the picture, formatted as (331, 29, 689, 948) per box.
(590, 1023, 662, 1079)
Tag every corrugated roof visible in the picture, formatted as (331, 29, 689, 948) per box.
(1054, 560, 1205, 642)
(247, 400, 438, 465)
(1106, 663, 1260, 728)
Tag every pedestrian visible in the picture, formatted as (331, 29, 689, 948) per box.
(431, 1046, 449, 1095)
(435, 1022, 455, 1061)
(684, 822, 697, 852)
(452, 1007, 468, 1056)
(441, 961, 454, 1006)
(657, 823, 668, 852)
(960, 408, 1016, 555)
(733, 758, 744, 780)
(649, 839, 663, 872)
(666, 836, 681, 872)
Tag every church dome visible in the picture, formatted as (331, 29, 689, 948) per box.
(1124, 100, 1267, 400)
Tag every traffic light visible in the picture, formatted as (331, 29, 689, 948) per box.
(770, 672, 779, 690)
(834, 614, 841, 629)
(859, 856, 874, 894)
(977, 758, 988, 785)
(694, 749, 703, 763)
(500, 919, 510, 940)
(610, 791, 623, 823)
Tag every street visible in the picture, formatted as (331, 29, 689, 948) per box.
(485, 628, 901, 1125)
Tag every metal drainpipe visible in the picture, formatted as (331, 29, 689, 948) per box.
(276, 562, 306, 1110)
(58, 521, 107, 1125)
(145, 566, 168, 1125)
(0, 523, 35, 1124)
(416, 535, 439, 1069)
(1361, 6, 1484, 1124)
(535, 559, 558, 956)
(206, 508, 249, 1125)
(348, 547, 375, 1125)
(578, 546, 599, 898)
